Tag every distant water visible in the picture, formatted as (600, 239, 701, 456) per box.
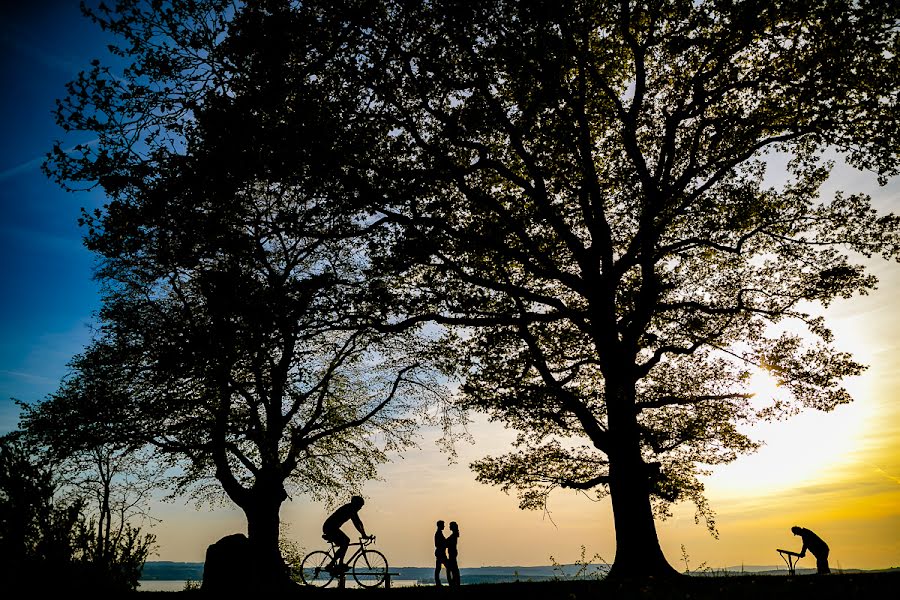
(137, 580, 198, 592)
(137, 563, 897, 591)
(137, 563, 608, 591)
(136, 579, 421, 591)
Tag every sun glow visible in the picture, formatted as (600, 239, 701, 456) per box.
(706, 367, 870, 496)
(746, 368, 790, 409)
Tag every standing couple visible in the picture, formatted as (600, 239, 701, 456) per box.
(433, 520, 460, 586)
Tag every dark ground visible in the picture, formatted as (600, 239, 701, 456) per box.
(135, 571, 900, 599)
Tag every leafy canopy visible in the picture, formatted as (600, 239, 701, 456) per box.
(352, 0, 900, 532)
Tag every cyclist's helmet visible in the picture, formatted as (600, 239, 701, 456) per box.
(351, 495, 365, 507)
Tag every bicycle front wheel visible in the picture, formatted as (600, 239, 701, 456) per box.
(300, 550, 335, 587)
(352, 549, 388, 588)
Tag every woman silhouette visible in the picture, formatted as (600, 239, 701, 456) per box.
(446, 521, 460, 586)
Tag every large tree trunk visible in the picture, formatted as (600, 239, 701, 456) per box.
(606, 459, 679, 579)
(214, 466, 298, 592)
(243, 478, 297, 591)
(605, 382, 680, 580)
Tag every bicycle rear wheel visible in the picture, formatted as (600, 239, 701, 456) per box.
(352, 549, 388, 588)
(300, 550, 335, 587)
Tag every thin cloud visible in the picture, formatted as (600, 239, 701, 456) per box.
(0, 369, 57, 385)
(0, 139, 100, 183)
(870, 465, 900, 486)
(0, 156, 44, 181)
(712, 474, 897, 519)
(0, 224, 87, 255)
(0, 31, 84, 76)
(1, 31, 126, 85)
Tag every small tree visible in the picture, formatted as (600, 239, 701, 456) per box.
(0, 434, 70, 577)
(17, 395, 162, 591)
(0, 434, 155, 592)
(63, 446, 161, 581)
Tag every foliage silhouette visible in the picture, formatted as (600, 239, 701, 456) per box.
(19, 363, 167, 582)
(43, 0, 900, 582)
(0, 435, 155, 592)
(354, 0, 900, 578)
(41, 0, 455, 590)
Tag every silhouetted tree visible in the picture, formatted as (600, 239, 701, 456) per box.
(43, 0, 451, 590)
(0, 434, 155, 592)
(0, 434, 75, 580)
(356, 0, 900, 578)
(18, 387, 163, 590)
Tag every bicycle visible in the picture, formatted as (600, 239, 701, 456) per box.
(300, 535, 389, 588)
(777, 548, 802, 576)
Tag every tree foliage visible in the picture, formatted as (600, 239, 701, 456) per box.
(41, 0, 454, 589)
(19, 386, 165, 588)
(43, 0, 900, 581)
(0, 434, 155, 592)
(352, 0, 900, 577)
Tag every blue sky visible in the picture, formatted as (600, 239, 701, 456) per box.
(0, 1, 110, 433)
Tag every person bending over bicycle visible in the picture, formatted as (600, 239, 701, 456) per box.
(323, 495, 370, 574)
(791, 525, 831, 574)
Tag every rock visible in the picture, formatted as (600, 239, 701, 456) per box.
(201, 533, 255, 593)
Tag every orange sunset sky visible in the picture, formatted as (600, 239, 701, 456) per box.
(147, 161, 900, 571)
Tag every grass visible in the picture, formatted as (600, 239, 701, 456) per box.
(134, 570, 900, 599)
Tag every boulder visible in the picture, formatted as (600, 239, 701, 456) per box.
(201, 533, 256, 593)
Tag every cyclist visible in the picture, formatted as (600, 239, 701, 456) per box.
(323, 495, 369, 574)
(791, 525, 831, 574)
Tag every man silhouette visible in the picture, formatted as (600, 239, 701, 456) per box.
(791, 526, 831, 574)
(434, 520, 448, 586)
(323, 495, 369, 573)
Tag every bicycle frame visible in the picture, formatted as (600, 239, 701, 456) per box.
(300, 536, 389, 588)
(327, 535, 376, 564)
